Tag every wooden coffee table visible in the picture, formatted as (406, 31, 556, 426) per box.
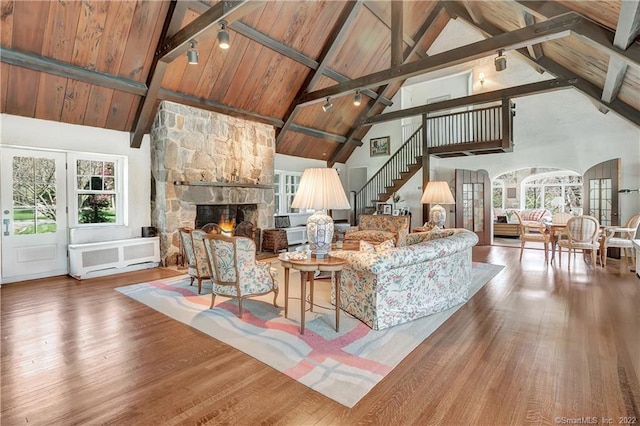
(278, 253, 346, 334)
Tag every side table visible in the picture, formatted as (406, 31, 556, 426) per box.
(278, 253, 346, 334)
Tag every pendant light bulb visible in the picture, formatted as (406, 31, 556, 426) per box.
(218, 20, 230, 49)
(353, 90, 362, 106)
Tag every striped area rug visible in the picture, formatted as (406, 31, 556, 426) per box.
(116, 262, 503, 407)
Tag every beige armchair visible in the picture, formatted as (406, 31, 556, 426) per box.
(602, 213, 640, 269)
(202, 234, 278, 318)
(178, 227, 210, 294)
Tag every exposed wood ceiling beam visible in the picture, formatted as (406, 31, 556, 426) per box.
(515, 0, 640, 68)
(601, 1, 640, 110)
(178, 1, 394, 106)
(328, 3, 446, 166)
(519, 11, 544, 61)
(461, 0, 484, 25)
(288, 124, 351, 143)
(157, 1, 263, 62)
(364, 2, 425, 58)
(276, 1, 363, 148)
(228, 20, 393, 107)
(298, 13, 579, 107)
(615, 0, 640, 50)
(363, 79, 575, 125)
(391, 1, 403, 67)
(513, 0, 571, 20)
(0, 48, 147, 96)
(157, 89, 284, 128)
(130, 1, 252, 148)
(307, 1, 363, 90)
(601, 58, 628, 108)
(452, 6, 640, 129)
(532, 55, 640, 127)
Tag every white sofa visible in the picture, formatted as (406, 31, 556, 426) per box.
(331, 229, 479, 330)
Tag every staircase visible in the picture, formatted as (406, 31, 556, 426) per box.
(352, 99, 515, 220)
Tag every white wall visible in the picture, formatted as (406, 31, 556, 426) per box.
(0, 114, 152, 243)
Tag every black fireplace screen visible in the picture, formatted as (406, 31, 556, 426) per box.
(195, 204, 258, 229)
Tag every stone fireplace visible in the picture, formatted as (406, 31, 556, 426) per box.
(150, 101, 275, 265)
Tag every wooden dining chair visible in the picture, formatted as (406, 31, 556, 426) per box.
(602, 213, 640, 269)
(557, 215, 601, 269)
(515, 211, 550, 263)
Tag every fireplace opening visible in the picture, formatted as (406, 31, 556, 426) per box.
(195, 204, 258, 229)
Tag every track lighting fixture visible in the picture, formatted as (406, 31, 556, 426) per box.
(218, 20, 230, 49)
(353, 90, 362, 106)
(187, 40, 198, 64)
(494, 49, 507, 72)
(322, 97, 333, 112)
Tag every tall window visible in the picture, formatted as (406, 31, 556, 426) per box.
(274, 170, 312, 215)
(492, 179, 505, 209)
(69, 154, 126, 226)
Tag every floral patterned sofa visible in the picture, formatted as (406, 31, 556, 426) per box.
(344, 214, 411, 246)
(331, 228, 479, 330)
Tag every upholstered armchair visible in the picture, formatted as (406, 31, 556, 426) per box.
(602, 213, 640, 269)
(557, 215, 601, 268)
(202, 234, 279, 318)
(178, 227, 211, 294)
(344, 214, 410, 246)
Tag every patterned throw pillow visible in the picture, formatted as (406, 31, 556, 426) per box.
(359, 240, 375, 252)
(375, 239, 395, 253)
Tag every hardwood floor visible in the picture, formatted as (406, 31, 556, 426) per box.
(2, 246, 638, 425)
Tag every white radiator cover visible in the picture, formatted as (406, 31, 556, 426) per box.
(68, 237, 160, 279)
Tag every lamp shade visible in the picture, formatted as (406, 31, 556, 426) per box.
(291, 168, 350, 210)
(420, 181, 455, 205)
(421, 181, 455, 229)
(291, 168, 350, 258)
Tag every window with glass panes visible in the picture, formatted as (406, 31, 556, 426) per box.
(71, 155, 125, 226)
(522, 173, 582, 213)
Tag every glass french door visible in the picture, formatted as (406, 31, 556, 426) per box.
(1, 147, 68, 283)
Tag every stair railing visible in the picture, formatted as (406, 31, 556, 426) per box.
(353, 125, 423, 220)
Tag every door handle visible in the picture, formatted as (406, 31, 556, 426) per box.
(2, 218, 10, 236)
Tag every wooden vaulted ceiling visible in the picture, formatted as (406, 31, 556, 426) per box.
(1, 1, 639, 166)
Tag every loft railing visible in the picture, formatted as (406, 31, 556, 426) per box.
(352, 102, 509, 222)
(427, 104, 503, 148)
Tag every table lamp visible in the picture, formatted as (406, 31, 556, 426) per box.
(421, 181, 455, 229)
(291, 168, 350, 258)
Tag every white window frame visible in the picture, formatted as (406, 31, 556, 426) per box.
(274, 170, 313, 215)
(67, 153, 128, 227)
(521, 171, 581, 212)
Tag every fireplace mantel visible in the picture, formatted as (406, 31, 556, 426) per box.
(173, 181, 273, 189)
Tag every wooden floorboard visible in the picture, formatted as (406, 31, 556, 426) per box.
(1, 247, 639, 425)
